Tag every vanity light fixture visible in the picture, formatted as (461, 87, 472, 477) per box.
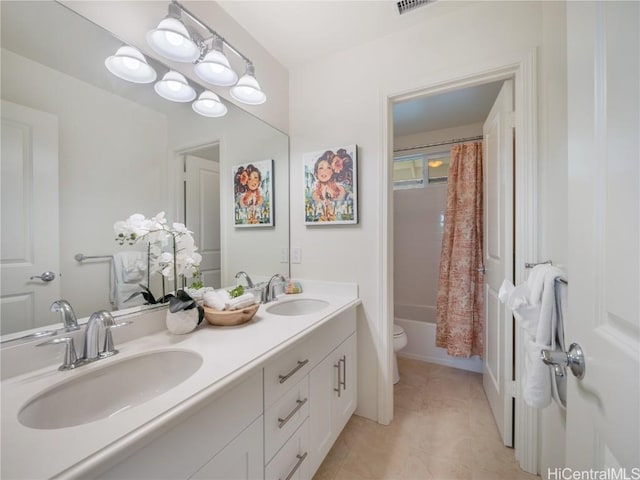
(194, 36, 238, 87)
(230, 63, 267, 105)
(104, 46, 157, 84)
(192, 90, 227, 117)
(146, 3, 201, 63)
(105, 1, 265, 117)
(150, 1, 267, 106)
(154, 70, 196, 102)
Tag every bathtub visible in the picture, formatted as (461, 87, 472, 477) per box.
(394, 304, 483, 373)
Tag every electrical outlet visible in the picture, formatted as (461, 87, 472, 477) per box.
(280, 248, 289, 263)
(291, 247, 302, 264)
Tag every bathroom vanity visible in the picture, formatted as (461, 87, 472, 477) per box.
(0, 283, 360, 479)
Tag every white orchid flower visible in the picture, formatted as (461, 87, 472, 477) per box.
(114, 212, 201, 287)
(172, 222, 192, 235)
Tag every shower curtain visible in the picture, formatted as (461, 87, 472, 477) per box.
(435, 142, 484, 358)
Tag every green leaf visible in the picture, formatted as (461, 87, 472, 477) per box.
(228, 285, 244, 298)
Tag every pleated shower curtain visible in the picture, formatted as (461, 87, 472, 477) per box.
(435, 142, 484, 358)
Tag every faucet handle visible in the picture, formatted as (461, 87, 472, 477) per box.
(37, 337, 78, 371)
(100, 321, 132, 358)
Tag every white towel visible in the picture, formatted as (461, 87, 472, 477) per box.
(120, 253, 147, 283)
(204, 291, 226, 311)
(110, 251, 148, 310)
(498, 265, 567, 409)
(225, 293, 257, 311)
(523, 339, 552, 408)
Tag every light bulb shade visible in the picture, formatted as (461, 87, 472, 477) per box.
(192, 91, 228, 117)
(146, 17, 200, 62)
(105, 46, 157, 83)
(230, 72, 266, 105)
(194, 50, 238, 86)
(154, 70, 196, 102)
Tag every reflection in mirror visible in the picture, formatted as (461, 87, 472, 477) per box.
(0, 1, 289, 338)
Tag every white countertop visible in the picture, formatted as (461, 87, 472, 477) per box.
(1, 286, 360, 479)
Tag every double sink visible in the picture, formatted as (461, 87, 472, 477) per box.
(15, 298, 330, 430)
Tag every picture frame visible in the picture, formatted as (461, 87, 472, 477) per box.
(233, 159, 274, 227)
(303, 144, 358, 225)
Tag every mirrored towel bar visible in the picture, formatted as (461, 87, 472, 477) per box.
(74, 254, 112, 262)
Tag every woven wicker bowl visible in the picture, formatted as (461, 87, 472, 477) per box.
(203, 303, 260, 326)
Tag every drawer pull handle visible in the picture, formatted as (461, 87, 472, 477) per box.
(280, 452, 308, 480)
(334, 361, 341, 397)
(277, 397, 308, 429)
(278, 359, 309, 384)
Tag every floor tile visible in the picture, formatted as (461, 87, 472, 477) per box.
(313, 357, 539, 480)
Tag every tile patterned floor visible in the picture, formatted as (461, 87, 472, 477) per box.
(313, 357, 539, 480)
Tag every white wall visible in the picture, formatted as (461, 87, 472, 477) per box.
(289, 0, 567, 438)
(62, 0, 289, 134)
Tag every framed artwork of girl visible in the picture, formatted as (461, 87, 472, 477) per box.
(303, 145, 358, 225)
(233, 159, 274, 227)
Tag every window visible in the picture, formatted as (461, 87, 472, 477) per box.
(393, 151, 450, 189)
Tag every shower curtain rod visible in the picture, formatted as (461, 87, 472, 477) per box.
(393, 135, 483, 153)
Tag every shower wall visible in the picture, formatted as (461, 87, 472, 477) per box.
(393, 123, 482, 322)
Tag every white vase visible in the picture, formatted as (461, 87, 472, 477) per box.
(165, 308, 199, 335)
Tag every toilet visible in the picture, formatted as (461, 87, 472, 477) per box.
(393, 324, 408, 384)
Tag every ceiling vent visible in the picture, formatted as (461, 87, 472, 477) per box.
(396, 0, 436, 15)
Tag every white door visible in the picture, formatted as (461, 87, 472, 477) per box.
(482, 80, 515, 447)
(185, 153, 221, 289)
(565, 1, 639, 469)
(1, 100, 60, 335)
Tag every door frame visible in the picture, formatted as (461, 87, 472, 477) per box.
(379, 48, 539, 473)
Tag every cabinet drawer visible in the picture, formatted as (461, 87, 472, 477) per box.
(264, 340, 312, 408)
(265, 419, 310, 480)
(265, 376, 309, 462)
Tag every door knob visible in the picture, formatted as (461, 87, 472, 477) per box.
(29, 271, 56, 282)
(541, 343, 585, 379)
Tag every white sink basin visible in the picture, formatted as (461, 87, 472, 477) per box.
(18, 350, 202, 429)
(266, 298, 330, 316)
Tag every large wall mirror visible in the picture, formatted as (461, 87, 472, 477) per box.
(0, 1, 290, 337)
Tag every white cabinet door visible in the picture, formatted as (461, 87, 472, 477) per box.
(309, 350, 336, 475)
(191, 416, 263, 480)
(309, 333, 358, 476)
(565, 1, 639, 469)
(332, 333, 357, 433)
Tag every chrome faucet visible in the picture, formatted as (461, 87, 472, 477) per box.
(81, 310, 116, 361)
(235, 271, 255, 288)
(50, 299, 80, 332)
(264, 274, 286, 303)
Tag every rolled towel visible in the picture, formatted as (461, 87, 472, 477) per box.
(204, 291, 226, 311)
(225, 293, 256, 311)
